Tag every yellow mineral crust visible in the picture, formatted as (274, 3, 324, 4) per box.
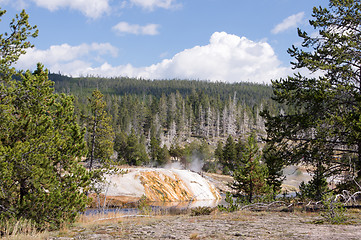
(140, 171, 193, 202)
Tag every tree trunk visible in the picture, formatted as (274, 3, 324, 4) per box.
(19, 178, 26, 206)
(357, 141, 361, 180)
(89, 114, 98, 171)
(249, 177, 253, 203)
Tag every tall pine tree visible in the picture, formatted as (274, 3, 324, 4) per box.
(0, 64, 90, 229)
(0, 9, 90, 229)
(263, 0, 361, 191)
(85, 89, 115, 171)
(231, 134, 269, 203)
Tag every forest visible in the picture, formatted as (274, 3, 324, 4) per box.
(50, 73, 281, 169)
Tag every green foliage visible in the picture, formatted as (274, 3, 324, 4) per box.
(263, 0, 361, 191)
(51, 74, 275, 106)
(321, 193, 347, 224)
(298, 162, 329, 201)
(214, 140, 224, 163)
(190, 206, 214, 216)
(0, 9, 38, 81)
(85, 89, 115, 171)
(221, 135, 237, 174)
(180, 140, 212, 170)
(169, 144, 184, 162)
(262, 144, 285, 198)
(217, 192, 239, 212)
(0, 65, 90, 229)
(0, 9, 91, 230)
(231, 134, 269, 203)
(137, 195, 152, 215)
(50, 73, 280, 156)
(149, 136, 169, 166)
(116, 129, 149, 166)
(50, 72, 282, 172)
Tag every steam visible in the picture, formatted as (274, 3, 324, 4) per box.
(189, 157, 204, 173)
(164, 161, 183, 170)
(164, 156, 204, 173)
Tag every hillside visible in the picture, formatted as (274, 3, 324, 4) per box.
(50, 74, 281, 143)
(49, 74, 284, 169)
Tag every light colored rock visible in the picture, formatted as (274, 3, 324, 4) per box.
(100, 168, 221, 204)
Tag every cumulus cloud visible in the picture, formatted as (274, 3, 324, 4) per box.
(16, 32, 291, 84)
(112, 22, 160, 35)
(129, 0, 180, 11)
(140, 32, 291, 83)
(16, 43, 118, 74)
(272, 12, 305, 34)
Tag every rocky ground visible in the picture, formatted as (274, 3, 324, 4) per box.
(49, 209, 361, 240)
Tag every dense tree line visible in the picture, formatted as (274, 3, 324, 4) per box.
(50, 74, 282, 152)
(50, 74, 274, 105)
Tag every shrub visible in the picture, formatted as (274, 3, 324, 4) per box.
(321, 193, 347, 224)
(137, 195, 152, 215)
(190, 207, 213, 216)
(218, 192, 239, 212)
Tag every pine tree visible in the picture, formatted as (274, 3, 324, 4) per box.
(0, 9, 90, 229)
(85, 89, 114, 171)
(263, 0, 361, 190)
(262, 144, 285, 198)
(221, 135, 237, 174)
(231, 134, 269, 203)
(214, 140, 224, 163)
(0, 9, 38, 81)
(149, 136, 169, 166)
(0, 64, 90, 229)
(122, 129, 149, 166)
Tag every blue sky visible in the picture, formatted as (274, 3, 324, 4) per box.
(0, 0, 329, 84)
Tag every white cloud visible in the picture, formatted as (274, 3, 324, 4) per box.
(272, 12, 305, 34)
(3, 0, 178, 18)
(1, 0, 28, 9)
(16, 32, 292, 84)
(10, 0, 111, 19)
(112, 22, 160, 35)
(129, 0, 180, 11)
(137, 32, 291, 83)
(16, 42, 118, 74)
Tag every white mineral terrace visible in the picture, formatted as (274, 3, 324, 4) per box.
(100, 168, 221, 204)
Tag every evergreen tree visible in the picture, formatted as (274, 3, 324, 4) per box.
(231, 134, 269, 203)
(85, 89, 114, 171)
(263, 0, 361, 190)
(149, 136, 169, 166)
(262, 144, 285, 198)
(221, 135, 237, 174)
(0, 64, 90, 229)
(214, 140, 224, 163)
(114, 130, 129, 164)
(122, 129, 149, 166)
(0, 9, 90, 229)
(169, 144, 184, 162)
(0, 9, 38, 81)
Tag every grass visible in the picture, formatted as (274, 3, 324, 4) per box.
(0, 217, 49, 240)
(76, 210, 132, 225)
